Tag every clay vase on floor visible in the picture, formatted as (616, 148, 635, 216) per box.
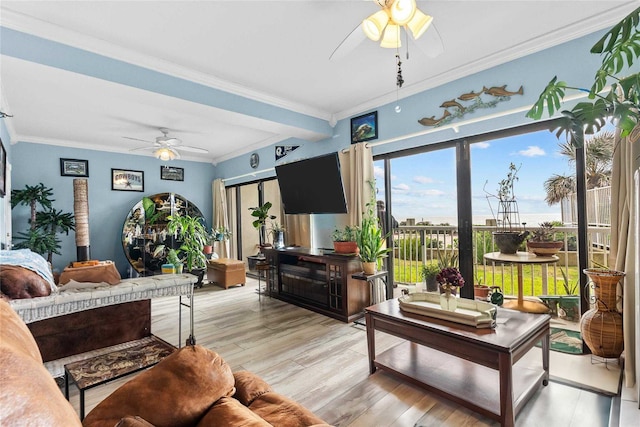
(580, 268, 625, 358)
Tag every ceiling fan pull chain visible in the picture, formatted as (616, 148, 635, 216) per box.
(405, 28, 410, 60)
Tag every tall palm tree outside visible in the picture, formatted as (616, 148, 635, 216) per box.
(544, 131, 614, 205)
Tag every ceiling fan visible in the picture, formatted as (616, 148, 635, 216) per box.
(124, 128, 208, 161)
(330, 0, 444, 61)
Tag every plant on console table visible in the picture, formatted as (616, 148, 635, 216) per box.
(436, 267, 465, 312)
(526, 222, 563, 256)
(332, 225, 359, 254)
(249, 202, 277, 252)
(355, 181, 391, 275)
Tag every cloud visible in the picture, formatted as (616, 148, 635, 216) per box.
(413, 176, 434, 184)
(374, 165, 384, 178)
(518, 146, 545, 157)
(474, 142, 490, 149)
(392, 183, 410, 192)
(416, 189, 445, 196)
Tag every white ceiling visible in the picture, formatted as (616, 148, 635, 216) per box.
(0, 1, 636, 164)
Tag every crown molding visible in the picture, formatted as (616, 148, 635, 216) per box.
(0, 8, 333, 122)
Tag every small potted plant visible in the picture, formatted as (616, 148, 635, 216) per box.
(166, 248, 183, 274)
(526, 222, 563, 256)
(420, 262, 440, 292)
(332, 225, 358, 254)
(473, 271, 491, 300)
(270, 222, 285, 249)
(202, 231, 214, 257)
(436, 267, 465, 311)
(484, 163, 529, 254)
(212, 226, 232, 242)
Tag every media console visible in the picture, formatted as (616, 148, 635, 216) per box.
(263, 248, 369, 323)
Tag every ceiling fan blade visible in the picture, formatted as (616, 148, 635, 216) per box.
(411, 23, 444, 58)
(129, 146, 155, 152)
(179, 145, 209, 154)
(329, 22, 367, 61)
(123, 136, 154, 143)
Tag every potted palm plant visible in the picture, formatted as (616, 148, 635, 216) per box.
(11, 183, 75, 264)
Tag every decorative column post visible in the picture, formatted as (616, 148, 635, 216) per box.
(73, 178, 90, 261)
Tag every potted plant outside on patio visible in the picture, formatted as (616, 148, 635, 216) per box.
(526, 222, 564, 256)
(484, 163, 529, 254)
(332, 225, 359, 254)
(420, 262, 439, 292)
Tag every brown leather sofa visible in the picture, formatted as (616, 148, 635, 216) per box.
(0, 299, 331, 426)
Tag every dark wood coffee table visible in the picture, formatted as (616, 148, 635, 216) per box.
(365, 300, 550, 427)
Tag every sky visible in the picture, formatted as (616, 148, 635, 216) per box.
(373, 127, 601, 226)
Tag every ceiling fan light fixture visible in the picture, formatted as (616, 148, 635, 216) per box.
(380, 23, 401, 48)
(390, 0, 416, 25)
(362, 9, 389, 41)
(154, 147, 179, 161)
(407, 9, 433, 40)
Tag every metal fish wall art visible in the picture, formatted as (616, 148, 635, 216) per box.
(418, 84, 524, 127)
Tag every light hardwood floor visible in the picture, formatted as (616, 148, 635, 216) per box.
(65, 277, 613, 426)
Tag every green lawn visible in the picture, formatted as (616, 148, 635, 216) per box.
(393, 259, 580, 297)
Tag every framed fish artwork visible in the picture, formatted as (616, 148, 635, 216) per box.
(351, 111, 378, 144)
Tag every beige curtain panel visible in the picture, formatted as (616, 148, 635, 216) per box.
(610, 125, 640, 389)
(339, 143, 374, 227)
(212, 179, 230, 259)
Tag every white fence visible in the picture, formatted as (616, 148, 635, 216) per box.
(561, 186, 611, 227)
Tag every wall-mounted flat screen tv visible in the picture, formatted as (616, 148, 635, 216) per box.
(275, 152, 348, 214)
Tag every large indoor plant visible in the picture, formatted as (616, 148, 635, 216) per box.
(526, 6, 639, 147)
(11, 183, 75, 264)
(166, 214, 208, 283)
(484, 163, 528, 254)
(355, 181, 391, 274)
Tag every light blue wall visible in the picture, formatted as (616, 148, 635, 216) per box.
(10, 143, 214, 275)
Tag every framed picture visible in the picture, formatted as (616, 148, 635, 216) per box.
(0, 139, 6, 197)
(351, 111, 378, 144)
(160, 165, 184, 181)
(60, 158, 89, 177)
(111, 168, 144, 192)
